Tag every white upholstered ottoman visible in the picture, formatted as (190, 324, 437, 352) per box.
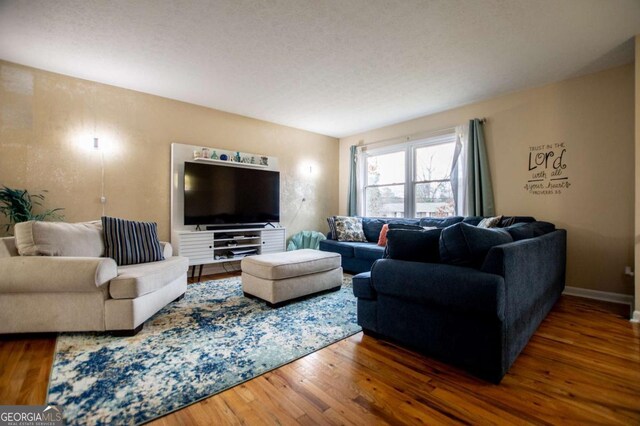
(241, 249, 343, 307)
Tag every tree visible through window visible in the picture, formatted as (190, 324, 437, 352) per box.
(414, 142, 456, 217)
(362, 134, 457, 218)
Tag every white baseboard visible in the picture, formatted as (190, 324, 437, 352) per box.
(563, 286, 636, 320)
(562, 286, 633, 306)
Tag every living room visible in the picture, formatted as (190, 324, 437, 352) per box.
(1, 1, 639, 424)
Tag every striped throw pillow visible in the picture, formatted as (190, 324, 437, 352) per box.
(101, 216, 164, 266)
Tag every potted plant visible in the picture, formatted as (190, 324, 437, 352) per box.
(0, 186, 64, 235)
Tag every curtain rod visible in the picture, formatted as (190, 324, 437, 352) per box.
(356, 118, 487, 150)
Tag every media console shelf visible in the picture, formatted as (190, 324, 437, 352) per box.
(176, 227, 286, 281)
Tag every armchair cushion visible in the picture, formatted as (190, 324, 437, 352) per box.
(14, 220, 104, 257)
(102, 216, 164, 266)
(0, 256, 117, 293)
(109, 256, 189, 299)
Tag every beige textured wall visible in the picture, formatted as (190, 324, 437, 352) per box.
(0, 60, 339, 241)
(340, 64, 635, 295)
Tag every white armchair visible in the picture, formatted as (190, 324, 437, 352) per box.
(0, 224, 188, 335)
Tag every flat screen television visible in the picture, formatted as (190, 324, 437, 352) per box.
(183, 161, 280, 226)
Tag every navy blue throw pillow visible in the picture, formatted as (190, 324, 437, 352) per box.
(439, 222, 513, 268)
(102, 216, 164, 266)
(362, 218, 386, 242)
(505, 221, 556, 241)
(385, 228, 442, 263)
(388, 223, 424, 231)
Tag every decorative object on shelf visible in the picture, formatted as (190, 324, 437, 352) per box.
(260, 156, 269, 166)
(220, 154, 228, 161)
(193, 150, 202, 159)
(250, 157, 256, 164)
(211, 151, 218, 160)
(201, 148, 210, 159)
(235, 152, 242, 162)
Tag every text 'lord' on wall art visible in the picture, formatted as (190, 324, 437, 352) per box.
(523, 143, 571, 196)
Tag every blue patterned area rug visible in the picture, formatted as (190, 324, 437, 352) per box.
(47, 275, 359, 425)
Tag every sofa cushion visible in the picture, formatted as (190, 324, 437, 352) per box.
(386, 228, 442, 263)
(504, 223, 534, 241)
(319, 239, 355, 257)
(334, 216, 367, 242)
(352, 243, 385, 261)
(440, 222, 513, 268)
(109, 256, 189, 299)
(462, 216, 484, 226)
(499, 216, 536, 227)
(352, 271, 376, 299)
(419, 216, 464, 228)
(388, 218, 421, 227)
(102, 216, 164, 266)
(506, 221, 556, 241)
(14, 220, 104, 257)
(371, 259, 506, 320)
(388, 223, 424, 231)
(0, 237, 18, 258)
(362, 218, 386, 242)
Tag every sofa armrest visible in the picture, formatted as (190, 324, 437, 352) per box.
(371, 259, 506, 319)
(481, 230, 567, 318)
(0, 256, 118, 293)
(353, 272, 376, 299)
(160, 242, 173, 258)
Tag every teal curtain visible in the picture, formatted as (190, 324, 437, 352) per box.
(465, 119, 495, 216)
(347, 145, 358, 216)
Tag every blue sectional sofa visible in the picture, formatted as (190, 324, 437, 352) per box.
(319, 216, 534, 273)
(352, 222, 566, 383)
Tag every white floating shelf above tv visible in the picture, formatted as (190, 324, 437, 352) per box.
(193, 157, 268, 168)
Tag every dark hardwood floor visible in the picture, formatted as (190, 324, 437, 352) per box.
(1, 273, 638, 425)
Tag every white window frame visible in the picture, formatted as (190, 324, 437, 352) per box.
(359, 132, 457, 218)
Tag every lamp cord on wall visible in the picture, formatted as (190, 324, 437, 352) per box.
(101, 149, 105, 217)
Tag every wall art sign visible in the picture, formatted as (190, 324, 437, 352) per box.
(523, 143, 570, 195)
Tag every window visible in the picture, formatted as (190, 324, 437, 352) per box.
(362, 133, 458, 218)
(364, 151, 405, 217)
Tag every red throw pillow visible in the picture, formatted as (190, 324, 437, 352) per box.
(377, 224, 390, 246)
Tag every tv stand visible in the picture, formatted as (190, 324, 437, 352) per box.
(175, 226, 286, 281)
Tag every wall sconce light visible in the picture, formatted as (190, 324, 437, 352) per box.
(93, 137, 100, 149)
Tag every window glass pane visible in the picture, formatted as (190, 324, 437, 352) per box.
(415, 143, 455, 182)
(415, 182, 454, 218)
(367, 151, 405, 185)
(365, 185, 405, 217)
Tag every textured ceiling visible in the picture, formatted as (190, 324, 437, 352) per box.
(1, 0, 639, 137)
